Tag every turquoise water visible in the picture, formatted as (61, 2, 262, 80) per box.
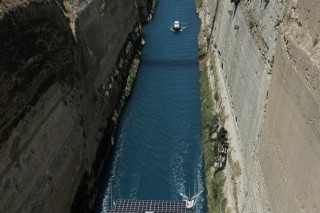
(97, 0, 206, 212)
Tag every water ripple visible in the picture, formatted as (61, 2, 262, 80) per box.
(96, 0, 206, 212)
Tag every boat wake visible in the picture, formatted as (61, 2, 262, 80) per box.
(179, 190, 203, 209)
(193, 148, 205, 212)
(169, 26, 187, 32)
(170, 136, 186, 199)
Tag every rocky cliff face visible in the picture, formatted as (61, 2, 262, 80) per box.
(0, 0, 150, 212)
(198, 0, 320, 212)
(260, 1, 320, 212)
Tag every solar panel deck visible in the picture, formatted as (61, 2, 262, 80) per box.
(105, 200, 187, 213)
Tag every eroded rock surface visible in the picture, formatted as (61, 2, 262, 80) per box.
(0, 0, 151, 212)
(260, 1, 320, 212)
(198, 0, 320, 212)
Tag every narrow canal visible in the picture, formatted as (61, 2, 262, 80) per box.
(96, 0, 206, 212)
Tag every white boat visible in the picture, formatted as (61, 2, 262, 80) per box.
(180, 190, 202, 209)
(185, 199, 195, 209)
(172, 20, 181, 31)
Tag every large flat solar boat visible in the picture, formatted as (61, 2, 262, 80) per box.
(105, 200, 187, 213)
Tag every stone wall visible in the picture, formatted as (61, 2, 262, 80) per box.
(198, 0, 283, 211)
(0, 0, 147, 212)
(259, 1, 320, 212)
(198, 0, 320, 212)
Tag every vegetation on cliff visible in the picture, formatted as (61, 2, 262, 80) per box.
(199, 34, 227, 212)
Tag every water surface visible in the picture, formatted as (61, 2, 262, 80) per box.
(97, 0, 206, 212)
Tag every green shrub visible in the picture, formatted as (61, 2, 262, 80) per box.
(249, 20, 255, 30)
(275, 19, 282, 28)
(199, 56, 226, 213)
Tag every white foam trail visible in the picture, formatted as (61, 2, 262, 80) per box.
(179, 193, 188, 200)
(169, 26, 187, 32)
(191, 191, 203, 200)
(170, 139, 186, 197)
(193, 146, 205, 213)
(171, 152, 185, 198)
(180, 26, 187, 31)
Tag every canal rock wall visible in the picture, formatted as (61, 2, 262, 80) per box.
(0, 0, 150, 212)
(198, 0, 320, 212)
(259, 1, 320, 212)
